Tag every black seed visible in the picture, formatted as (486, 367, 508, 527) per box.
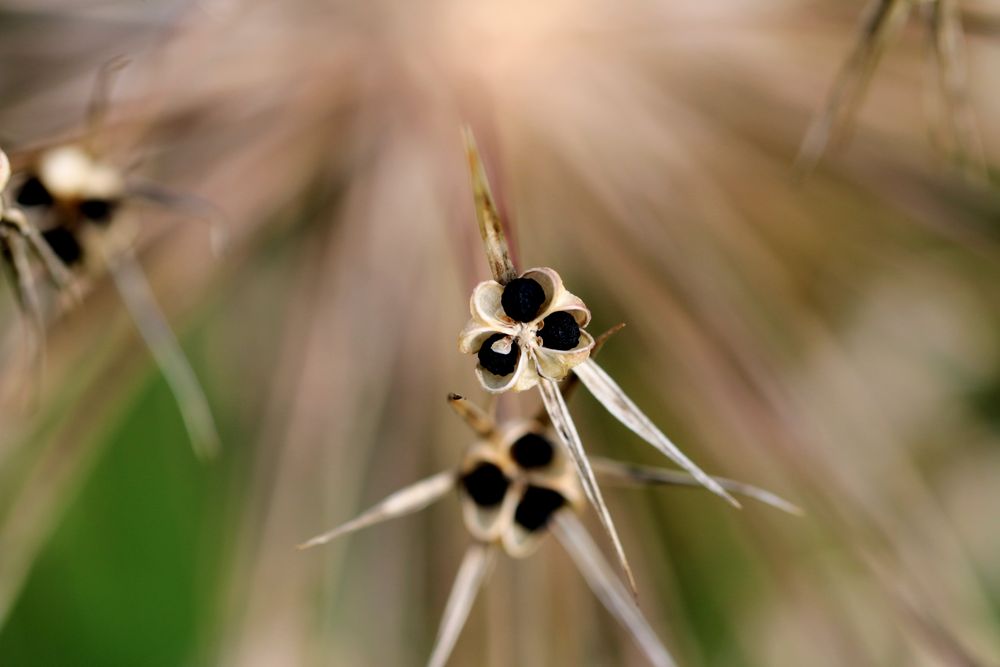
(477, 333, 519, 377)
(514, 486, 565, 532)
(539, 311, 580, 350)
(79, 198, 118, 225)
(510, 433, 554, 469)
(15, 177, 54, 208)
(501, 277, 545, 322)
(461, 462, 510, 508)
(42, 227, 83, 266)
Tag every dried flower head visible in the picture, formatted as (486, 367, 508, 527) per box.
(459, 267, 594, 392)
(458, 127, 748, 593)
(301, 392, 799, 666)
(3, 63, 222, 459)
(457, 416, 584, 558)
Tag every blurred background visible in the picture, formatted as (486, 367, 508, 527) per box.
(0, 0, 998, 665)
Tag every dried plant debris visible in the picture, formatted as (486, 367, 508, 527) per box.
(798, 0, 985, 177)
(3, 64, 222, 459)
(301, 394, 798, 666)
(459, 128, 741, 591)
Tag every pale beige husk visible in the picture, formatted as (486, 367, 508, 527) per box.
(456, 418, 584, 559)
(37, 145, 125, 202)
(459, 267, 596, 394)
(299, 393, 798, 666)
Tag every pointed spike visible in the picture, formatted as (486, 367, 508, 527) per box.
(1, 227, 46, 394)
(106, 248, 221, 460)
(446, 393, 496, 438)
(126, 180, 231, 256)
(11, 212, 78, 301)
(796, 0, 911, 175)
(553, 514, 677, 667)
(299, 471, 455, 550)
(538, 376, 638, 596)
(535, 322, 626, 425)
(86, 55, 130, 149)
(923, 0, 987, 178)
(573, 359, 741, 509)
(591, 458, 803, 516)
(427, 543, 496, 667)
(461, 126, 517, 285)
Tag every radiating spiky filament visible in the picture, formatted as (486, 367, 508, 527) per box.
(21, 223, 77, 299)
(446, 393, 496, 438)
(106, 248, 221, 460)
(536, 322, 626, 426)
(127, 180, 231, 256)
(1, 228, 45, 388)
(298, 471, 455, 550)
(461, 126, 516, 285)
(553, 513, 676, 667)
(591, 458, 803, 516)
(796, 0, 911, 175)
(538, 376, 637, 595)
(85, 56, 129, 156)
(923, 0, 987, 178)
(427, 543, 496, 667)
(573, 359, 740, 509)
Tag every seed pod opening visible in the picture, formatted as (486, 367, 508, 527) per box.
(514, 486, 566, 532)
(477, 333, 519, 376)
(539, 311, 581, 350)
(16, 177, 54, 208)
(79, 198, 119, 224)
(510, 433, 555, 469)
(42, 228, 84, 265)
(460, 462, 510, 508)
(501, 277, 545, 322)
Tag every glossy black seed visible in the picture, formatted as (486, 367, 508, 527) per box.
(15, 177, 54, 208)
(79, 198, 118, 225)
(477, 333, 519, 377)
(539, 311, 580, 350)
(461, 462, 510, 508)
(42, 227, 83, 266)
(514, 486, 565, 532)
(510, 433, 554, 469)
(501, 277, 545, 322)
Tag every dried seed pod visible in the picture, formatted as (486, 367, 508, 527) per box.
(4, 64, 223, 459)
(300, 393, 799, 667)
(458, 267, 595, 393)
(459, 127, 744, 595)
(0, 147, 78, 391)
(457, 419, 584, 558)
